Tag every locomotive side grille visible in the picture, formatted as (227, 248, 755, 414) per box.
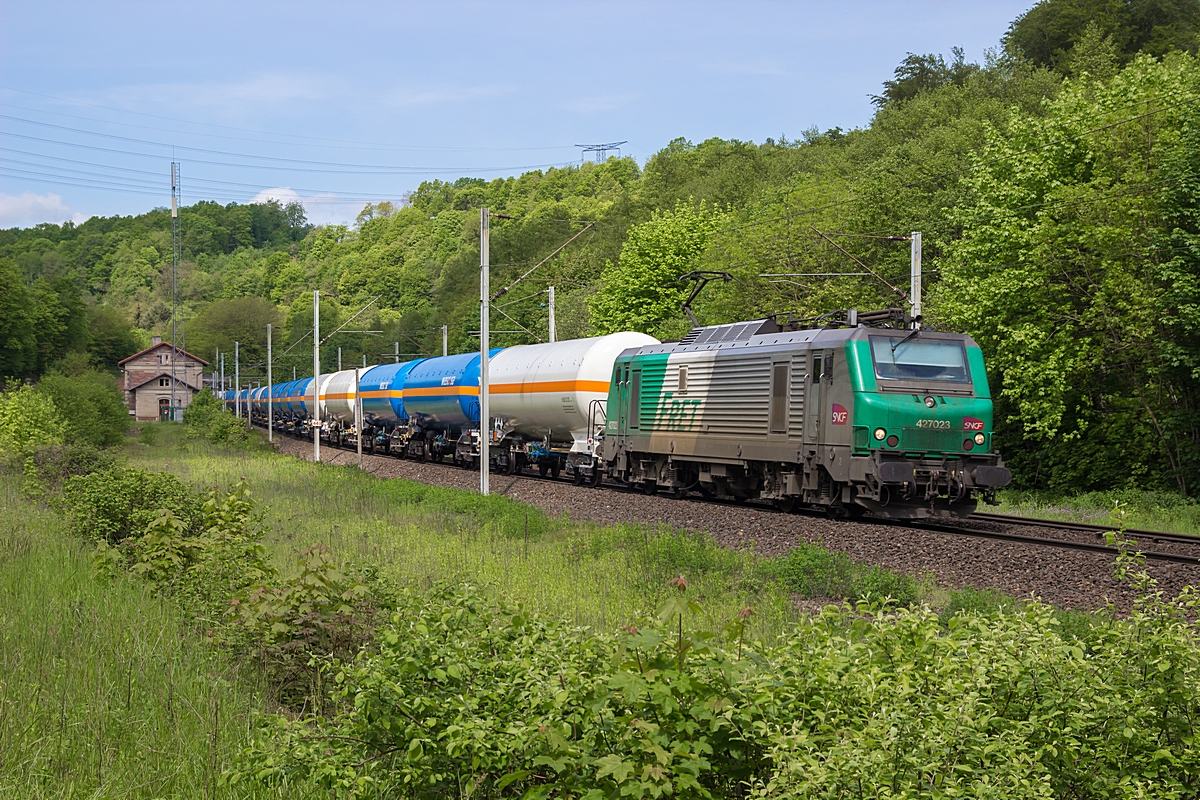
(687, 355, 770, 435)
(900, 426, 962, 452)
(788, 356, 806, 437)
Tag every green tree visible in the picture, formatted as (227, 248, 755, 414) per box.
(36, 370, 130, 449)
(187, 297, 282, 370)
(589, 204, 727, 339)
(937, 53, 1200, 493)
(1006, 0, 1200, 72)
(0, 260, 36, 379)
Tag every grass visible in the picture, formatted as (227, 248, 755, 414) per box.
(996, 487, 1200, 536)
(129, 424, 806, 639)
(0, 474, 308, 799)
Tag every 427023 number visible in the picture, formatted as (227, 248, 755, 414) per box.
(914, 418, 951, 429)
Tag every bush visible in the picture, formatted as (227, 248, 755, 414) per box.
(237, 569, 1200, 800)
(0, 384, 64, 463)
(184, 389, 250, 446)
(35, 370, 129, 449)
(771, 543, 856, 598)
(63, 466, 201, 543)
(26, 442, 117, 491)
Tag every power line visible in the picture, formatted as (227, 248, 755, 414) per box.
(0, 115, 577, 174)
(0, 85, 575, 153)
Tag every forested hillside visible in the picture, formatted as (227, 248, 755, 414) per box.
(4, 0, 1200, 494)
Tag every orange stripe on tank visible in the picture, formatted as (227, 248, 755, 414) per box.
(489, 379, 610, 394)
(404, 386, 481, 397)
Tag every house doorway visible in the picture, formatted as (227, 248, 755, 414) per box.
(159, 398, 170, 422)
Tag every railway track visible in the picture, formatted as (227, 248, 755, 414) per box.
(921, 511, 1200, 565)
(260, 422, 1200, 566)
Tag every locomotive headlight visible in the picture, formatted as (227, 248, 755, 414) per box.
(974, 432, 986, 446)
(873, 427, 887, 441)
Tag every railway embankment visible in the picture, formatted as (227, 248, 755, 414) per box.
(266, 429, 1200, 612)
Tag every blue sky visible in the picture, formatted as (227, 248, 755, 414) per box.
(0, 1, 1033, 229)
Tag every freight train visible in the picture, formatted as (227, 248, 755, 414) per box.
(226, 309, 1011, 519)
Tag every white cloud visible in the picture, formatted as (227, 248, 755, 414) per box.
(104, 72, 334, 113)
(563, 93, 638, 114)
(250, 186, 375, 227)
(0, 192, 90, 229)
(385, 83, 514, 107)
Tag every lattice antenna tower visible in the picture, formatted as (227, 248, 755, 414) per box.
(574, 141, 627, 164)
(170, 162, 182, 420)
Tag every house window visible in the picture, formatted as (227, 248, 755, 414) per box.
(159, 378, 170, 387)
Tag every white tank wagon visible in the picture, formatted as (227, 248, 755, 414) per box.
(481, 332, 658, 482)
(315, 368, 376, 446)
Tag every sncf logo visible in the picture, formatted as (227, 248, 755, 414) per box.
(963, 417, 984, 431)
(831, 403, 848, 425)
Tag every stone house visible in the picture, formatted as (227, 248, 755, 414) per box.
(119, 336, 210, 421)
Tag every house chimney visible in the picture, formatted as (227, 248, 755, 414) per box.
(152, 335, 162, 345)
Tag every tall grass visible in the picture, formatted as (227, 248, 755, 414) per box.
(129, 425, 804, 638)
(0, 475, 306, 799)
(997, 487, 1200, 536)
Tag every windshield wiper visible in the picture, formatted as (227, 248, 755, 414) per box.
(891, 327, 920, 353)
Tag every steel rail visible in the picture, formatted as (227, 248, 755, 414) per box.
(971, 512, 1200, 547)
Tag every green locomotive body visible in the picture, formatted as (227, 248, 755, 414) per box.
(600, 313, 1010, 518)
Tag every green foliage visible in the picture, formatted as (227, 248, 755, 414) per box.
(590, 203, 728, 338)
(1006, 0, 1200, 72)
(184, 389, 251, 446)
(872, 46, 981, 107)
(35, 368, 130, 448)
(770, 542, 920, 605)
(0, 383, 65, 461)
(938, 52, 1200, 493)
(63, 465, 200, 544)
(186, 296, 282, 368)
(239, 566, 1200, 800)
(0, 474, 288, 800)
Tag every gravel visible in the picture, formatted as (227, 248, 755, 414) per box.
(268, 431, 1200, 612)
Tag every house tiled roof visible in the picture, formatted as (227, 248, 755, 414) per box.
(119, 341, 210, 366)
(126, 371, 203, 392)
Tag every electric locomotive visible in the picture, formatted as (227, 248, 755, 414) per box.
(599, 309, 1010, 518)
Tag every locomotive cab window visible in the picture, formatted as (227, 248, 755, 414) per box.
(870, 336, 970, 383)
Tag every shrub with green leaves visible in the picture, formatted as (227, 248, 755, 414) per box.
(0, 384, 64, 462)
(184, 389, 251, 446)
(237, 551, 1200, 800)
(35, 369, 130, 449)
(63, 465, 201, 543)
(771, 542, 919, 605)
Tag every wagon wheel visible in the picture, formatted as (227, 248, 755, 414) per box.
(590, 466, 604, 488)
(538, 461, 549, 478)
(505, 453, 518, 475)
(774, 496, 796, 513)
(573, 469, 585, 486)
